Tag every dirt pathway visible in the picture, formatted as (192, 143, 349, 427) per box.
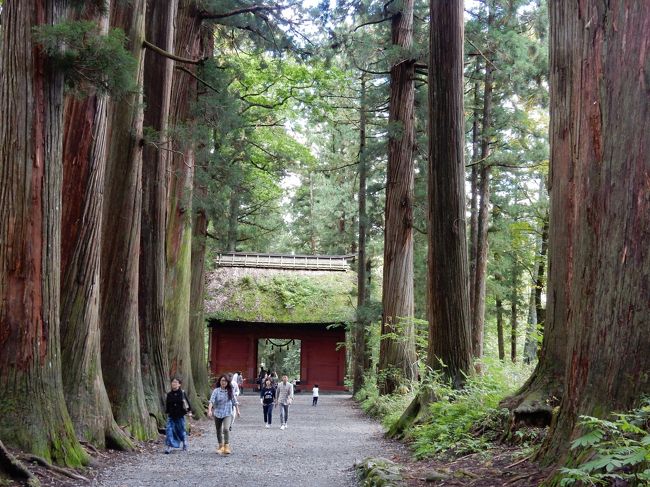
(77, 393, 403, 487)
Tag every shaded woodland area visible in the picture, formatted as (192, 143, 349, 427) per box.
(0, 0, 648, 485)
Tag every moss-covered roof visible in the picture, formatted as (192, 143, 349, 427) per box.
(204, 267, 357, 324)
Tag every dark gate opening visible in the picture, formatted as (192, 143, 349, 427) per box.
(257, 338, 301, 380)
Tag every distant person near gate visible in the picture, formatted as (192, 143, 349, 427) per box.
(260, 378, 276, 428)
(275, 375, 294, 430)
(312, 384, 319, 406)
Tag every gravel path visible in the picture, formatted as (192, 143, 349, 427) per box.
(85, 393, 398, 487)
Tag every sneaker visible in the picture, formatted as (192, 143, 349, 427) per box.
(280, 424, 285, 430)
(182, 442, 188, 451)
(265, 424, 270, 428)
(164, 447, 171, 454)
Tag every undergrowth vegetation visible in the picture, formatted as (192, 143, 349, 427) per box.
(558, 398, 650, 485)
(356, 358, 533, 459)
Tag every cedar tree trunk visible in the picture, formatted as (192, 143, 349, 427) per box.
(100, 0, 157, 440)
(60, 2, 133, 451)
(427, 0, 472, 388)
(139, 0, 177, 427)
(537, 1, 650, 467)
(353, 73, 369, 395)
(164, 0, 204, 411)
(471, 55, 494, 360)
(190, 193, 210, 399)
(468, 59, 481, 330)
(378, 0, 418, 394)
(0, 0, 87, 466)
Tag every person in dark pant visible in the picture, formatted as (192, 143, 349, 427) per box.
(259, 378, 276, 428)
(275, 375, 294, 430)
(312, 384, 319, 406)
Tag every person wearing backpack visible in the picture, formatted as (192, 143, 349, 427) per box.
(259, 377, 276, 428)
(164, 377, 193, 454)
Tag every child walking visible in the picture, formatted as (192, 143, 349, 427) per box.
(312, 384, 319, 406)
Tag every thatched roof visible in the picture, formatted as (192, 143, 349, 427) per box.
(204, 266, 357, 324)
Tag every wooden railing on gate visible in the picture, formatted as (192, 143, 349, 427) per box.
(215, 252, 353, 271)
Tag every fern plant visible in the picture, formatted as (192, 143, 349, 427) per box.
(559, 398, 650, 486)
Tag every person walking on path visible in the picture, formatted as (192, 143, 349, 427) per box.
(259, 378, 276, 428)
(228, 372, 241, 432)
(312, 384, 319, 406)
(275, 375, 294, 430)
(257, 366, 265, 390)
(208, 375, 241, 455)
(164, 377, 193, 454)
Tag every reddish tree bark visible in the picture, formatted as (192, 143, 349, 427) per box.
(0, 0, 86, 465)
(468, 59, 481, 337)
(164, 0, 205, 410)
(100, 0, 157, 440)
(471, 56, 493, 360)
(60, 2, 132, 450)
(537, 1, 650, 468)
(139, 0, 178, 426)
(378, 0, 418, 394)
(386, 0, 470, 438)
(427, 0, 473, 388)
(496, 296, 505, 360)
(353, 73, 369, 396)
(190, 185, 210, 398)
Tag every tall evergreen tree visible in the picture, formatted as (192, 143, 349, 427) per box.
(529, 2, 650, 467)
(139, 0, 177, 427)
(378, 0, 418, 394)
(427, 0, 472, 388)
(100, 0, 157, 440)
(0, 0, 87, 465)
(60, 1, 133, 450)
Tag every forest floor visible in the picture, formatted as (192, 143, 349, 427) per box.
(7, 394, 549, 486)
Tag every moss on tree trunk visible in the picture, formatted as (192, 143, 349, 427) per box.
(100, 0, 157, 441)
(0, 0, 87, 467)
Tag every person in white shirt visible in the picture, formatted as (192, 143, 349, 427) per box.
(312, 384, 319, 406)
(274, 375, 294, 429)
(231, 372, 240, 396)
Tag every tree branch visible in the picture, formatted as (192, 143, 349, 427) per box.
(174, 66, 220, 94)
(466, 39, 499, 71)
(200, 5, 286, 20)
(143, 40, 204, 65)
(353, 15, 394, 32)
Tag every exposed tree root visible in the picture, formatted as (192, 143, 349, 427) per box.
(104, 423, 135, 452)
(500, 370, 561, 440)
(18, 454, 89, 482)
(386, 386, 438, 439)
(0, 440, 40, 486)
(79, 440, 109, 459)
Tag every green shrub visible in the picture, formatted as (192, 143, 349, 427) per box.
(356, 377, 415, 424)
(559, 398, 650, 486)
(409, 359, 531, 459)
